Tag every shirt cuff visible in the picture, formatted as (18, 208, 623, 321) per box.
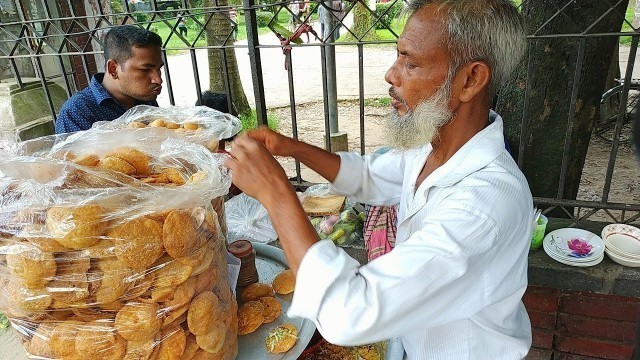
(330, 152, 363, 196)
(287, 239, 355, 320)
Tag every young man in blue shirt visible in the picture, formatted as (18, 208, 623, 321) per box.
(55, 26, 164, 133)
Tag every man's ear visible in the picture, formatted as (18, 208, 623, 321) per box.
(106, 59, 120, 79)
(458, 61, 491, 103)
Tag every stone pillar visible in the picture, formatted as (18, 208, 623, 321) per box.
(0, 78, 66, 144)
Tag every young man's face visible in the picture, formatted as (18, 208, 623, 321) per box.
(116, 45, 164, 102)
(384, 4, 451, 117)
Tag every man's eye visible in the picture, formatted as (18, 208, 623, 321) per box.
(405, 63, 416, 70)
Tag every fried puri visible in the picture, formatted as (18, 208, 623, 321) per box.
(162, 168, 187, 185)
(187, 291, 219, 335)
(5, 245, 56, 289)
(49, 322, 79, 357)
(163, 210, 198, 259)
(115, 302, 162, 341)
(152, 256, 193, 288)
(265, 323, 298, 354)
(46, 205, 108, 249)
(259, 296, 282, 323)
(99, 155, 137, 175)
(237, 300, 264, 335)
(109, 216, 164, 269)
(107, 147, 151, 176)
(196, 322, 226, 354)
(272, 269, 295, 295)
(156, 324, 186, 360)
(94, 257, 134, 304)
(241, 283, 275, 303)
(75, 323, 126, 360)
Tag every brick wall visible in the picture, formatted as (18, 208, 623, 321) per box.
(524, 286, 640, 360)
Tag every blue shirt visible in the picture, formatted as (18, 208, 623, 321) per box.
(54, 73, 158, 134)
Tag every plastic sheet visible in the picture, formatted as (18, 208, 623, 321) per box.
(0, 127, 238, 360)
(225, 194, 277, 244)
(94, 104, 243, 152)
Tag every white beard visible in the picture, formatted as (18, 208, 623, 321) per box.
(386, 83, 453, 150)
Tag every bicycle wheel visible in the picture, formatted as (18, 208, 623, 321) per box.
(596, 84, 639, 144)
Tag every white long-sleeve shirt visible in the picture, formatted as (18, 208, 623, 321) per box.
(288, 112, 533, 359)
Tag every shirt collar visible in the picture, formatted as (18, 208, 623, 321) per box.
(426, 110, 507, 187)
(88, 73, 115, 105)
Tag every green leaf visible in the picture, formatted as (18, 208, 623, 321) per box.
(0, 312, 9, 329)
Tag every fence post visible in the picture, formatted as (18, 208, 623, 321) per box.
(243, 0, 268, 126)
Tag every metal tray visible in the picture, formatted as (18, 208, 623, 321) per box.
(236, 243, 316, 359)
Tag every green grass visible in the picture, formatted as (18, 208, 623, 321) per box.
(620, 5, 635, 46)
(239, 109, 280, 132)
(364, 97, 391, 107)
(147, 12, 290, 55)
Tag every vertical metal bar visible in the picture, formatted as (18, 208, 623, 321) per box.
(57, 54, 73, 97)
(34, 56, 57, 122)
(190, 48, 202, 106)
(243, 0, 267, 125)
(517, 41, 535, 168)
(602, 35, 639, 202)
(320, 45, 332, 152)
(323, 0, 338, 134)
(80, 53, 91, 84)
(556, 37, 586, 200)
(10, 58, 24, 88)
(286, 50, 302, 182)
(161, 50, 175, 105)
(220, 46, 235, 115)
(358, 43, 365, 155)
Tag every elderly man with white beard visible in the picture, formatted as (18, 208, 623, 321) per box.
(225, 0, 533, 358)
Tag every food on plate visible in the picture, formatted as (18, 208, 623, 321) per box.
(259, 296, 282, 323)
(265, 323, 298, 354)
(237, 300, 264, 335)
(272, 269, 295, 295)
(240, 282, 274, 302)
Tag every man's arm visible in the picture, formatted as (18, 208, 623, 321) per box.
(247, 127, 341, 182)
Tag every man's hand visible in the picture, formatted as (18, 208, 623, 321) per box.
(246, 126, 295, 157)
(224, 134, 291, 204)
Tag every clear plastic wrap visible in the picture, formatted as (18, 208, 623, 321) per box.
(225, 193, 277, 244)
(0, 127, 238, 360)
(93, 104, 243, 152)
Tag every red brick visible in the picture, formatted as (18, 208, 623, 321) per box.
(532, 329, 554, 349)
(557, 314, 636, 343)
(530, 309, 557, 329)
(524, 286, 560, 312)
(555, 336, 634, 360)
(526, 347, 553, 360)
(553, 352, 605, 360)
(559, 292, 640, 321)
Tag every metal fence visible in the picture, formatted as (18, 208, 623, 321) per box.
(0, 0, 639, 227)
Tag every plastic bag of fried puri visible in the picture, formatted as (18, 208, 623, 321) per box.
(93, 104, 242, 238)
(93, 104, 242, 153)
(0, 128, 239, 360)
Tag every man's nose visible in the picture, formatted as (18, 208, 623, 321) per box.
(152, 69, 163, 85)
(385, 61, 399, 86)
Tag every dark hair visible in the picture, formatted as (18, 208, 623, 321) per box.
(103, 25, 162, 64)
(196, 91, 230, 113)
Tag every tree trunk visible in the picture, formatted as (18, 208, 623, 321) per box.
(633, 0, 640, 28)
(496, 0, 629, 214)
(343, 1, 379, 41)
(203, 0, 250, 116)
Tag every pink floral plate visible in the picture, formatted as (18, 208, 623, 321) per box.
(543, 228, 605, 264)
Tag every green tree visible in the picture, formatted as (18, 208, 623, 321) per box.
(343, 0, 379, 42)
(497, 0, 630, 215)
(202, 1, 251, 116)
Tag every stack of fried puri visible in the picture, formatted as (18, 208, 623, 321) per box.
(0, 143, 237, 360)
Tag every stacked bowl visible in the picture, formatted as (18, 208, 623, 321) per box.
(543, 228, 605, 267)
(601, 224, 640, 267)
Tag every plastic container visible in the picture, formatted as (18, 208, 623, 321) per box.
(531, 214, 548, 250)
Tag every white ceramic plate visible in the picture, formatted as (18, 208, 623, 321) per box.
(601, 224, 640, 255)
(543, 228, 604, 266)
(605, 248, 640, 267)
